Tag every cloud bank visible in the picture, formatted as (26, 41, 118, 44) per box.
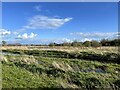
(0, 29, 11, 35)
(70, 32, 119, 39)
(23, 15, 72, 30)
(17, 33, 37, 39)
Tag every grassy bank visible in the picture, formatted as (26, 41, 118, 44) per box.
(2, 54, 120, 89)
(1, 46, 120, 89)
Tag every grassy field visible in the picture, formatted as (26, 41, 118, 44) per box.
(1, 46, 120, 89)
(1, 46, 118, 54)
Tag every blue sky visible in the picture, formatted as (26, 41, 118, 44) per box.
(1, 2, 118, 44)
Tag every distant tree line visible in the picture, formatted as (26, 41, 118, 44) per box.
(1, 38, 120, 47)
(49, 39, 120, 47)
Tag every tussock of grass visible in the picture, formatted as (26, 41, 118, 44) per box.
(52, 61, 73, 72)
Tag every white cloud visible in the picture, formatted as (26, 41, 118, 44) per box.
(13, 32, 19, 35)
(0, 29, 11, 35)
(36, 38, 73, 44)
(62, 38, 73, 43)
(24, 15, 72, 30)
(81, 38, 92, 42)
(50, 38, 73, 44)
(34, 5, 41, 11)
(70, 32, 119, 39)
(17, 33, 37, 39)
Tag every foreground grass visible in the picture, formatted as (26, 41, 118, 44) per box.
(2, 54, 120, 89)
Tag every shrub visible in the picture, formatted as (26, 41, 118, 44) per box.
(83, 41, 91, 47)
(91, 40, 101, 47)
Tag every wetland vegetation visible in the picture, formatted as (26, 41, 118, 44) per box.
(1, 46, 120, 89)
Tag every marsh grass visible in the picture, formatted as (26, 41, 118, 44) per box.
(1, 46, 120, 89)
(2, 54, 120, 89)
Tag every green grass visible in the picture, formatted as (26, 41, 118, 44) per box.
(2, 54, 120, 89)
(2, 62, 61, 88)
(2, 49, 119, 63)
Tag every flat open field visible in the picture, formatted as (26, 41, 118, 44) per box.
(1, 46, 120, 89)
(1, 46, 118, 53)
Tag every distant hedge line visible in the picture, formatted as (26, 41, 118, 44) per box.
(2, 38, 120, 47)
(48, 39, 120, 47)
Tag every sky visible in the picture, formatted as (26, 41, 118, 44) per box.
(0, 2, 118, 44)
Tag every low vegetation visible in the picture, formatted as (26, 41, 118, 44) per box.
(1, 38, 120, 47)
(2, 49, 119, 63)
(2, 54, 120, 89)
(1, 46, 120, 89)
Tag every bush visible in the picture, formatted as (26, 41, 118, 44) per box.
(83, 41, 91, 47)
(71, 41, 82, 47)
(91, 40, 101, 47)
